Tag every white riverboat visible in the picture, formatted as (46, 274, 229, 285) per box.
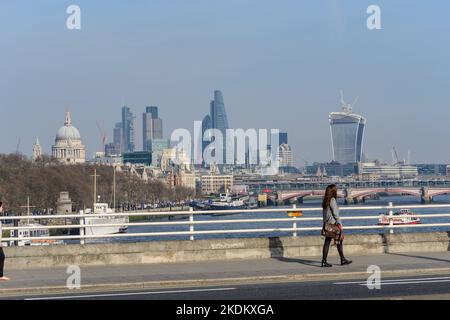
(378, 209, 421, 226)
(81, 203, 129, 236)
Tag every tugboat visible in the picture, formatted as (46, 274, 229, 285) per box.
(378, 209, 421, 225)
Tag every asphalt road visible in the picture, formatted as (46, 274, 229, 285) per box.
(8, 273, 450, 300)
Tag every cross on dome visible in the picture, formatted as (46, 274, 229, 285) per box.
(64, 111, 72, 126)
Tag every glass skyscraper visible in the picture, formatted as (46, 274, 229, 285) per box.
(121, 106, 135, 153)
(279, 131, 288, 145)
(143, 106, 163, 151)
(201, 114, 212, 158)
(113, 122, 123, 151)
(210, 90, 229, 134)
(208, 90, 229, 164)
(329, 101, 366, 164)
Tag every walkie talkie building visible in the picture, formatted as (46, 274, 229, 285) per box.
(329, 98, 366, 164)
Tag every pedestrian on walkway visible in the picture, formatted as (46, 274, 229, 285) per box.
(0, 201, 10, 281)
(321, 185, 352, 268)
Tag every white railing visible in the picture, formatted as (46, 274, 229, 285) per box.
(1, 202, 450, 245)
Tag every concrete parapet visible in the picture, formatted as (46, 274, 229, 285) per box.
(4, 232, 450, 270)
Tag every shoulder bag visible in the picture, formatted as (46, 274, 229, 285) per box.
(321, 205, 342, 240)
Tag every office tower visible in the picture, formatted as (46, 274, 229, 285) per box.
(121, 106, 135, 153)
(209, 90, 229, 164)
(146, 106, 158, 119)
(148, 138, 170, 167)
(210, 90, 229, 134)
(201, 114, 212, 159)
(143, 106, 163, 151)
(329, 93, 366, 164)
(279, 132, 288, 146)
(105, 142, 121, 156)
(278, 143, 294, 167)
(113, 122, 123, 153)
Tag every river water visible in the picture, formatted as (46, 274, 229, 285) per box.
(90, 195, 450, 243)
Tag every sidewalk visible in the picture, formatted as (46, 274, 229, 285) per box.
(1, 251, 450, 296)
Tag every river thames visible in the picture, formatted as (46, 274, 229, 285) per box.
(86, 194, 450, 243)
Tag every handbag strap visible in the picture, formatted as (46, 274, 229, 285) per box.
(323, 198, 339, 229)
(329, 199, 339, 223)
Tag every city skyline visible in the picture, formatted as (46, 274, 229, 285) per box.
(1, 1, 450, 164)
(4, 88, 450, 167)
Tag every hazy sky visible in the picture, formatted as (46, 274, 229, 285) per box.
(1, 0, 450, 165)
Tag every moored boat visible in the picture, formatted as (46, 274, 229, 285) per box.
(82, 203, 129, 236)
(9, 223, 64, 246)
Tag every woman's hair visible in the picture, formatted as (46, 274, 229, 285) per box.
(322, 184, 338, 210)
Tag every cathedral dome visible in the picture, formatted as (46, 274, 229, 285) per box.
(52, 111, 86, 164)
(55, 112, 81, 141)
(56, 125, 81, 141)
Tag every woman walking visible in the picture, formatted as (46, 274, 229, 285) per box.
(0, 201, 10, 281)
(321, 185, 352, 267)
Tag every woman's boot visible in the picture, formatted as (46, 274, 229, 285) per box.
(337, 242, 352, 266)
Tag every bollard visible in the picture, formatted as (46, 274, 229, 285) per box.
(189, 207, 194, 241)
(287, 204, 302, 237)
(292, 204, 297, 237)
(388, 202, 394, 234)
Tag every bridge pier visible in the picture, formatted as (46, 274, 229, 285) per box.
(421, 187, 432, 204)
(421, 196, 432, 204)
(344, 188, 353, 205)
(345, 197, 354, 205)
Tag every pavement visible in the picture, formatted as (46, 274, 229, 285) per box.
(1, 251, 450, 299)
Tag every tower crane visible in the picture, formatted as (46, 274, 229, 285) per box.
(96, 121, 107, 152)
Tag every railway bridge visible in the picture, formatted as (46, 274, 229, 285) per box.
(270, 187, 450, 205)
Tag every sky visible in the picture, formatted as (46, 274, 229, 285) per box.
(1, 0, 450, 165)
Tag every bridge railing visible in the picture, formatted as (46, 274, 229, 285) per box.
(1, 202, 450, 245)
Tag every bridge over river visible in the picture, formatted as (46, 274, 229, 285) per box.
(237, 177, 450, 192)
(271, 187, 450, 205)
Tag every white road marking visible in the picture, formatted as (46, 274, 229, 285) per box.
(25, 287, 236, 300)
(335, 276, 450, 286)
(359, 279, 450, 286)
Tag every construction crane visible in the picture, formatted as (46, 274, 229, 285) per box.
(391, 147, 408, 166)
(340, 90, 359, 113)
(96, 121, 107, 152)
(15, 138, 21, 154)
